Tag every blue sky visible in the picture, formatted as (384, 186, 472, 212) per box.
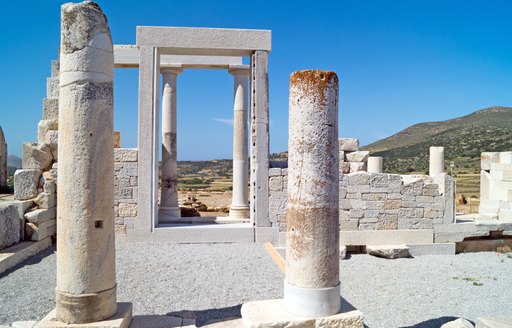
(1, 1, 511, 160)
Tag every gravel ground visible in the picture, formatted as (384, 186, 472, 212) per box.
(1, 242, 512, 327)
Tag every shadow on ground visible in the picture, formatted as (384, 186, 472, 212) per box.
(0, 244, 55, 279)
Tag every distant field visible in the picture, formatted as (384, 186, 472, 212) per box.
(454, 173, 480, 198)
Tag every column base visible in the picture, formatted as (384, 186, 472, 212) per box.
(55, 285, 117, 324)
(229, 205, 250, 219)
(241, 299, 364, 328)
(284, 280, 341, 317)
(159, 207, 181, 222)
(34, 302, 132, 328)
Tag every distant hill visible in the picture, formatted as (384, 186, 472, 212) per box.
(363, 106, 512, 173)
(7, 155, 21, 168)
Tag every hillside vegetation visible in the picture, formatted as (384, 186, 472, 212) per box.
(363, 106, 512, 174)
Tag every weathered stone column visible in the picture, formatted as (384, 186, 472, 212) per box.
(160, 68, 182, 220)
(0, 126, 6, 188)
(229, 68, 250, 219)
(367, 156, 383, 173)
(429, 146, 444, 177)
(56, 2, 118, 323)
(285, 70, 340, 317)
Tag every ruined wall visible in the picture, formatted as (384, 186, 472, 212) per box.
(114, 148, 138, 234)
(479, 151, 512, 219)
(269, 169, 455, 234)
(12, 61, 59, 242)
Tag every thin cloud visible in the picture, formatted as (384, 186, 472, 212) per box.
(212, 118, 234, 126)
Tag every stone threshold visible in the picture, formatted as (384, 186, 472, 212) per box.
(0, 237, 52, 275)
(157, 216, 249, 225)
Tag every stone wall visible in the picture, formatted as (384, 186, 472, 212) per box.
(268, 169, 455, 234)
(12, 60, 59, 242)
(479, 151, 512, 219)
(114, 148, 138, 234)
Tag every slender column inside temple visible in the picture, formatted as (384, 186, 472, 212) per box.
(229, 68, 250, 219)
(160, 68, 182, 220)
(0, 126, 6, 188)
(367, 156, 383, 173)
(285, 70, 341, 317)
(429, 146, 445, 177)
(56, 2, 117, 323)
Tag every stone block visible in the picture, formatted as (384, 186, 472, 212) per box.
(366, 201, 384, 210)
(350, 162, 366, 173)
(378, 213, 398, 230)
(383, 200, 402, 210)
(114, 148, 138, 162)
(340, 162, 351, 174)
(361, 193, 386, 201)
(388, 193, 402, 200)
(42, 98, 59, 120)
(347, 184, 370, 193)
(115, 186, 133, 199)
(407, 243, 455, 256)
(475, 316, 512, 328)
(22, 143, 53, 170)
(46, 77, 59, 98)
(0, 204, 21, 250)
(416, 195, 434, 203)
(14, 169, 42, 200)
(339, 138, 359, 152)
(481, 152, 500, 170)
(364, 209, 380, 218)
(339, 175, 349, 187)
(345, 151, 369, 163)
(401, 180, 423, 196)
(241, 299, 364, 328)
(34, 193, 56, 209)
(124, 162, 138, 177)
(34, 302, 132, 328)
(268, 168, 282, 176)
(116, 177, 130, 188)
(51, 60, 60, 77)
(339, 219, 358, 231)
(26, 221, 49, 241)
(359, 222, 378, 230)
(119, 203, 137, 217)
(37, 120, 58, 145)
(346, 192, 361, 199)
(349, 209, 364, 218)
(45, 131, 58, 149)
(340, 199, 351, 210)
(269, 193, 287, 217)
(398, 217, 433, 230)
(369, 173, 388, 188)
(348, 172, 370, 185)
(367, 245, 410, 259)
(269, 176, 283, 191)
(349, 199, 366, 209)
(341, 229, 433, 245)
(24, 208, 56, 225)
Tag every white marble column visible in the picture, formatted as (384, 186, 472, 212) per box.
(56, 2, 120, 323)
(285, 70, 340, 317)
(229, 68, 250, 219)
(367, 156, 383, 173)
(159, 68, 182, 220)
(429, 146, 444, 177)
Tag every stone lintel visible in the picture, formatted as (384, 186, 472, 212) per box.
(34, 302, 132, 328)
(136, 26, 271, 56)
(241, 299, 364, 328)
(114, 45, 244, 69)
